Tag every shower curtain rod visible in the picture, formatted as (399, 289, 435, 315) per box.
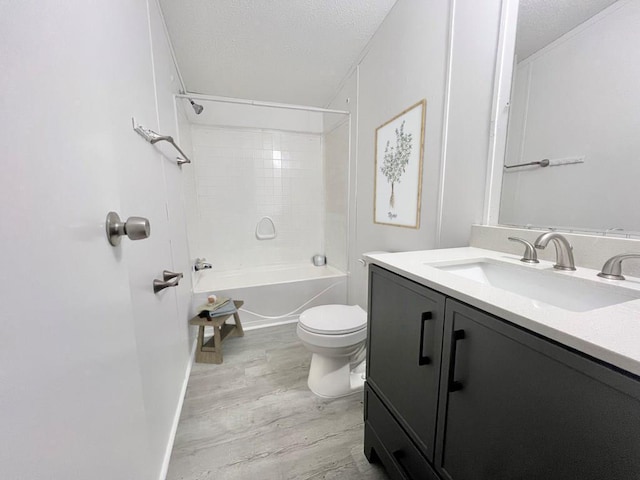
(175, 92, 349, 116)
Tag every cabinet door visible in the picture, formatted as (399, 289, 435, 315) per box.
(436, 299, 640, 480)
(367, 265, 445, 460)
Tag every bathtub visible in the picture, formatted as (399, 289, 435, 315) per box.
(191, 264, 348, 330)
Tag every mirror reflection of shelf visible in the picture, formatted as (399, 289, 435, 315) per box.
(504, 156, 584, 170)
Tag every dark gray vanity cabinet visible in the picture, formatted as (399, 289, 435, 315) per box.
(435, 299, 640, 480)
(365, 265, 640, 480)
(365, 265, 445, 479)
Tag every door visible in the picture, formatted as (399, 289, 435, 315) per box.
(0, 1, 154, 478)
(436, 299, 640, 480)
(367, 265, 445, 460)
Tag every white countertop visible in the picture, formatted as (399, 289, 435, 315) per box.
(366, 247, 640, 377)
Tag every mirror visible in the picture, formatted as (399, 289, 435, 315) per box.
(498, 0, 640, 236)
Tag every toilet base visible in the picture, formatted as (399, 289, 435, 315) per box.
(307, 354, 366, 398)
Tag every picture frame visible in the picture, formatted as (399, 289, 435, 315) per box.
(373, 99, 426, 228)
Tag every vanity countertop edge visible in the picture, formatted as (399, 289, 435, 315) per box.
(366, 247, 640, 378)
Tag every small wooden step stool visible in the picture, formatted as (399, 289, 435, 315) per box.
(189, 300, 244, 364)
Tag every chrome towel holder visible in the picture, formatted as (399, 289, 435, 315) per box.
(132, 118, 191, 166)
(504, 159, 550, 169)
(504, 156, 585, 170)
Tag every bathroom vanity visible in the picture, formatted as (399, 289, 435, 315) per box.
(364, 249, 640, 480)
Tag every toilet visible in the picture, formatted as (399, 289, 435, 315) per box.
(297, 304, 367, 398)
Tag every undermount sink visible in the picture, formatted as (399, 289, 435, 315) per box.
(432, 259, 640, 312)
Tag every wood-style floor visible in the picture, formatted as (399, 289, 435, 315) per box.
(167, 323, 390, 480)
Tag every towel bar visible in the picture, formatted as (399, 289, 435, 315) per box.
(132, 118, 191, 165)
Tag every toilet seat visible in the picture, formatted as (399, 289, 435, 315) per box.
(298, 305, 367, 335)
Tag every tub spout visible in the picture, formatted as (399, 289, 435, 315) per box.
(194, 258, 212, 271)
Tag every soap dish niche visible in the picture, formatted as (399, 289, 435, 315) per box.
(256, 216, 276, 240)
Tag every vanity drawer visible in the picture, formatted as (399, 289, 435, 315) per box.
(365, 385, 438, 480)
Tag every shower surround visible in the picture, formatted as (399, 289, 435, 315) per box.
(190, 125, 325, 271)
(183, 102, 350, 328)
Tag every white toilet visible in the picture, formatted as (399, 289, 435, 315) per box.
(297, 304, 367, 398)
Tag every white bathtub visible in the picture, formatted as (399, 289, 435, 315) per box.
(192, 264, 348, 330)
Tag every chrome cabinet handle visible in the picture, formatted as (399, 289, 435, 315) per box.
(153, 271, 183, 293)
(106, 211, 151, 246)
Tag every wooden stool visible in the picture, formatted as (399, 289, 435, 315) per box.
(189, 300, 244, 364)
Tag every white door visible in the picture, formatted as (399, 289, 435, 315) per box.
(0, 1, 155, 478)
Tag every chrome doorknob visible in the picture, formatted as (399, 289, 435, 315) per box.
(106, 211, 151, 246)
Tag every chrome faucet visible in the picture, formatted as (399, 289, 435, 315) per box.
(597, 254, 640, 280)
(194, 258, 212, 271)
(534, 232, 576, 271)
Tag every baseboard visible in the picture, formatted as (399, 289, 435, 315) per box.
(158, 337, 197, 480)
(242, 317, 299, 331)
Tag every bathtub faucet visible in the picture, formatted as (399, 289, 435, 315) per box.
(194, 258, 212, 271)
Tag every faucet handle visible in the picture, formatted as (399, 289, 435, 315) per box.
(508, 237, 539, 264)
(597, 253, 640, 280)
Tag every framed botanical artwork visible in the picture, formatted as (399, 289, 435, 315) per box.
(374, 100, 426, 228)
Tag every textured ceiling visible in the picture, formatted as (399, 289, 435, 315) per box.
(516, 0, 619, 60)
(159, 0, 397, 107)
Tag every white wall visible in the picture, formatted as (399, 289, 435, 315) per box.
(0, 1, 191, 478)
(437, 0, 503, 246)
(336, 0, 450, 307)
(500, 1, 640, 233)
(329, 0, 503, 307)
(323, 119, 350, 271)
(135, 1, 193, 475)
(328, 71, 364, 300)
(189, 124, 324, 271)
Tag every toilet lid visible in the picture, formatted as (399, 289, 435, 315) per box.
(299, 305, 367, 335)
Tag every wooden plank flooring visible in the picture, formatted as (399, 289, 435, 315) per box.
(167, 323, 390, 480)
